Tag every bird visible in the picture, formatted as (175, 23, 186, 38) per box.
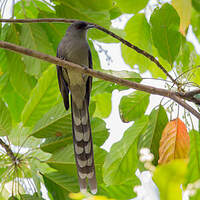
(56, 21, 97, 194)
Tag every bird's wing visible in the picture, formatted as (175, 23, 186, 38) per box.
(85, 49, 93, 105)
(56, 51, 69, 110)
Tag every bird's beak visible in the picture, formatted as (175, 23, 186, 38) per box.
(86, 24, 95, 29)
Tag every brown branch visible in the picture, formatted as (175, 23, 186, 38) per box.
(0, 40, 199, 119)
(0, 138, 16, 163)
(176, 89, 200, 105)
(0, 18, 179, 87)
(183, 89, 200, 97)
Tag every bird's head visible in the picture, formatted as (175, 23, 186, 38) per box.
(66, 21, 95, 39)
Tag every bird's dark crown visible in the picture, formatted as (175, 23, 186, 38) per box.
(73, 21, 88, 29)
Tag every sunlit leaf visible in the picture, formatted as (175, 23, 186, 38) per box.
(158, 118, 190, 164)
(99, 179, 140, 200)
(153, 159, 187, 200)
(172, 0, 192, 35)
(119, 91, 150, 122)
(5, 24, 35, 100)
(0, 98, 12, 136)
(138, 105, 168, 165)
(103, 116, 148, 185)
(185, 130, 200, 185)
(93, 93, 112, 118)
(20, 23, 55, 77)
(115, 0, 149, 14)
(42, 171, 80, 198)
(122, 14, 153, 72)
(47, 144, 107, 183)
(21, 66, 61, 127)
(192, 0, 200, 12)
(150, 3, 181, 64)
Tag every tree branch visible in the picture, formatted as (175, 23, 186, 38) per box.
(0, 138, 16, 163)
(0, 40, 199, 119)
(0, 18, 179, 87)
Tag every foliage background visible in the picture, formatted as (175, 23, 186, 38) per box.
(0, 0, 200, 199)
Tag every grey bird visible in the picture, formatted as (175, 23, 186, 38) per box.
(56, 21, 97, 194)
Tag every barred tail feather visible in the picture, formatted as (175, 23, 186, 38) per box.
(71, 97, 97, 194)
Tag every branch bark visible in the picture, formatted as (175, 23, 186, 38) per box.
(0, 18, 179, 87)
(0, 138, 16, 163)
(0, 40, 199, 119)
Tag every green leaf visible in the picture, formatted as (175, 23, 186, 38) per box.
(93, 93, 112, 118)
(97, 27, 126, 43)
(47, 144, 107, 183)
(20, 23, 55, 77)
(153, 159, 187, 200)
(103, 116, 148, 185)
(138, 105, 168, 166)
(109, 6, 122, 20)
(115, 0, 149, 14)
(92, 71, 142, 96)
(32, 101, 109, 149)
(21, 66, 61, 127)
(5, 24, 35, 100)
(185, 130, 200, 185)
(99, 178, 140, 200)
(121, 14, 153, 73)
(32, 103, 71, 138)
(1, 82, 25, 123)
(0, 98, 12, 136)
(191, 9, 200, 44)
(42, 171, 79, 199)
(176, 37, 194, 73)
(55, 1, 111, 39)
(150, 3, 181, 64)
(192, 0, 200, 12)
(40, 116, 109, 153)
(119, 91, 150, 122)
(8, 125, 42, 148)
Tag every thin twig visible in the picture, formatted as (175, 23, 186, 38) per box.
(0, 40, 199, 119)
(0, 18, 179, 87)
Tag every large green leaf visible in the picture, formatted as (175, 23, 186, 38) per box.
(0, 98, 12, 136)
(185, 130, 200, 185)
(150, 3, 181, 64)
(8, 125, 42, 148)
(121, 14, 153, 73)
(153, 159, 187, 200)
(32, 103, 71, 138)
(42, 171, 79, 200)
(92, 70, 142, 96)
(138, 105, 168, 166)
(20, 23, 55, 77)
(40, 116, 109, 153)
(21, 66, 61, 127)
(47, 144, 107, 183)
(103, 116, 148, 185)
(115, 0, 149, 14)
(192, 0, 200, 12)
(99, 178, 140, 200)
(1, 81, 25, 123)
(55, 1, 111, 39)
(93, 93, 112, 118)
(5, 24, 35, 100)
(119, 91, 150, 122)
(32, 103, 109, 152)
(53, 0, 113, 11)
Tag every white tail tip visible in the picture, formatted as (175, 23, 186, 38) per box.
(80, 188, 87, 193)
(91, 188, 97, 194)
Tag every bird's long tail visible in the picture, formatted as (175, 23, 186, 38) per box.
(71, 97, 97, 194)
